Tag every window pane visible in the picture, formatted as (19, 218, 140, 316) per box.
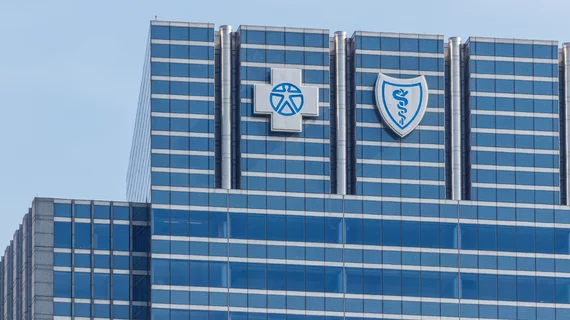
(94, 205, 110, 219)
(54, 203, 72, 217)
(54, 222, 71, 248)
(74, 223, 91, 249)
(94, 224, 110, 250)
(75, 204, 91, 218)
(94, 273, 110, 299)
(54, 271, 71, 298)
(113, 274, 130, 300)
(74, 272, 91, 299)
(113, 224, 130, 251)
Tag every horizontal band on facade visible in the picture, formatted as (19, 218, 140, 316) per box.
(151, 94, 214, 101)
(355, 67, 444, 76)
(471, 109, 559, 118)
(149, 201, 570, 228)
(151, 167, 214, 175)
(472, 146, 560, 155)
(471, 127, 559, 137)
(467, 36, 557, 46)
(472, 183, 560, 192)
(243, 153, 329, 162)
(355, 86, 444, 95)
(150, 235, 570, 261)
(242, 135, 328, 144)
(239, 43, 330, 52)
(356, 104, 444, 113)
(356, 122, 445, 131)
(241, 98, 331, 107)
(242, 171, 329, 181)
(152, 149, 214, 156)
(150, 39, 215, 46)
(52, 199, 131, 207)
(470, 91, 558, 100)
(357, 159, 444, 168)
(151, 75, 214, 83)
(149, 284, 570, 310)
(150, 253, 570, 279)
(53, 248, 148, 257)
(470, 73, 558, 82)
(240, 61, 329, 70)
(356, 177, 444, 186)
(238, 24, 328, 34)
(472, 164, 558, 173)
(354, 31, 443, 41)
(469, 55, 558, 64)
(52, 297, 142, 305)
(241, 80, 329, 88)
(354, 49, 443, 58)
(241, 116, 329, 126)
(150, 186, 568, 210)
(151, 130, 214, 138)
(53, 266, 133, 275)
(53, 217, 143, 226)
(151, 20, 214, 29)
(357, 140, 445, 150)
(151, 112, 214, 120)
(147, 304, 454, 320)
(150, 57, 214, 65)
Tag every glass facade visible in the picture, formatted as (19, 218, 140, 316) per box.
(3, 20, 570, 320)
(0, 199, 150, 320)
(238, 25, 331, 194)
(147, 21, 217, 200)
(466, 38, 560, 204)
(353, 32, 446, 198)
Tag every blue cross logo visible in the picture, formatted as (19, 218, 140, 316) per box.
(270, 83, 305, 116)
(254, 68, 319, 133)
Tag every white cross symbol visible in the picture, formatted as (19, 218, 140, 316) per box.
(254, 68, 319, 133)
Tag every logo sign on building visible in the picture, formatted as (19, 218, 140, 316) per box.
(374, 73, 429, 137)
(254, 68, 319, 133)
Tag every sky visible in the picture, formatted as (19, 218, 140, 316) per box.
(0, 0, 569, 247)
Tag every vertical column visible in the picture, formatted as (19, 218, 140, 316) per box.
(31, 198, 54, 320)
(561, 42, 570, 205)
(449, 37, 462, 200)
(221, 25, 232, 189)
(335, 31, 347, 195)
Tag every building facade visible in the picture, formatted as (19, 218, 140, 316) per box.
(1, 199, 150, 320)
(2, 19, 570, 320)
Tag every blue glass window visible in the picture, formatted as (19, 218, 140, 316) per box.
(74, 272, 91, 299)
(94, 223, 110, 250)
(113, 206, 130, 220)
(54, 203, 72, 217)
(94, 273, 110, 299)
(74, 254, 90, 268)
(114, 255, 130, 270)
(74, 223, 91, 249)
(54, 253, 71, 266)
(113, 224, 130, 251)
(113, 274, 130, 300)
(54, 271, 71, 298)
(94, 205, 110, 219)
(54, 222, 71, 248)
(75, 204, 91, 218)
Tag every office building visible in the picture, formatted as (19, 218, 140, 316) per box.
(2, 20, 570, 319)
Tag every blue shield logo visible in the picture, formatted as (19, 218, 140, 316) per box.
(270, 83, 304, 117)
(374, 73, 429, 137)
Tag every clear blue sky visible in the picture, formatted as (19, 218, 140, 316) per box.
(0, 0, 568, 246)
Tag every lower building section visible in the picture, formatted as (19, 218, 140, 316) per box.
(148, 188, 570, 320)
(4, 192, 570, 319)
(0, 198, 150, 320)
